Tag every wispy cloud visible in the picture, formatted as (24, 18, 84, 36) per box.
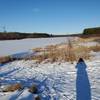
(32, 8, 40, 13)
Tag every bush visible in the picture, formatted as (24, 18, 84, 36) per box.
(35, 96, 41, 100)
(29, 84, 38, 94)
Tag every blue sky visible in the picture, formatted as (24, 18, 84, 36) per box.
(0, 0, 100, 34)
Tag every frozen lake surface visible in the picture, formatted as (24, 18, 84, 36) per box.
(0, 37, 69, 57)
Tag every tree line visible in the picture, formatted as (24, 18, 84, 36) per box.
(0, 32, 51, 40)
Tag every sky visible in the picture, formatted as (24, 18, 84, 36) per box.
(0, 0, 100, 34)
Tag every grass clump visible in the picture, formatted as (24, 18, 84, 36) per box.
(3, 83, 22, 92)
(32, 40, 100, 63)
(89, 45, 100, 52)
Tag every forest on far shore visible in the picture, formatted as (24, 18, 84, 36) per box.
(0, 27, 100, 40)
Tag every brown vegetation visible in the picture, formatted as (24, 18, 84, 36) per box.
(3, 83, 22, 92)
(32, 43, 90, 63)
(35, 96, 41, 100)
(28, 84, 38, 94)
(88, 45, 100, 52)
(0, 56, 11, 64)
(0, 36, 99, 64)
(0, 56, 19, 64)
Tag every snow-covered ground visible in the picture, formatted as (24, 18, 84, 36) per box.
(0, 37, 71, 57)
(79, 41, 99, 47)
(0, 37, 100, 100)
(0, 51, 100, 100)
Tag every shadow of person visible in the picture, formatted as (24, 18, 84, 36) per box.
(76, 58, 91, 100)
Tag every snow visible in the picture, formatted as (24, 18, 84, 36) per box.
(0, 37, 70, 57)
(0, 52, 100, 100)
(0, 37, 100, 100)
(0, 61, 76, 99)
(79, 41, 99, 47)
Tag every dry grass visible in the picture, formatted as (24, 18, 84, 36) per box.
(1, 38, 99, 64)
(31, 41, 79, 63)
(0, 56, 11, 64)
(3, 83, 22, 92)
(73, 46, 90, 61)
(88, 45, 100, 52)
(78, 37, 100, 43)
(0, 55, 19, 64)
(35, 96, 41, 100)
(33, 47, 45, 52)
(32, 41, 100, 63)
(28, 84, 38, 94)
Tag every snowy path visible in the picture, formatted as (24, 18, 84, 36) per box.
(0, 56, 100, 100)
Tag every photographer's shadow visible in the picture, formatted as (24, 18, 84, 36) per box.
(76, 58, 91, 100)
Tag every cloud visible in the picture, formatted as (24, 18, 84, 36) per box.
(32, 8, 40, 13)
